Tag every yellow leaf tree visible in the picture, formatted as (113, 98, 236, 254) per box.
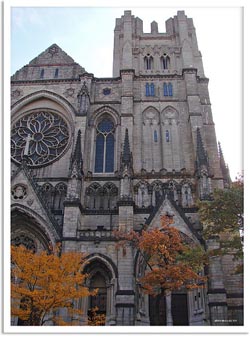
(11, 244, 97, 326)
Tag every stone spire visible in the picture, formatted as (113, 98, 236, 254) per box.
(195, 128, 212, 200)
(119, 128, 133, 203)
(218, 142, 231, 187)
(121, 128, 132, 167)
(196, 127, 209, 169)
(69, 130, 83, 178)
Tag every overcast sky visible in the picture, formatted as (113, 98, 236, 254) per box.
(10, 5, 243, 180)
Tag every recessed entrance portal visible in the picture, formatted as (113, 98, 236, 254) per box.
(149, 292, 189, 325)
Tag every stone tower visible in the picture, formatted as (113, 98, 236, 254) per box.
(10, 10, 242, 326)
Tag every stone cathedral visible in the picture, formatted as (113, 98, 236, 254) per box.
(10, 10, 243, 326)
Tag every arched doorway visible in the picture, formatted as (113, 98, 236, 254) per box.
(83, 256, 116, 326)
(89, 272, 107, 317)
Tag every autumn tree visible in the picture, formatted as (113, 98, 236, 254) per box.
(114, 215, 207, 296)
(198, 176, 243, 271)
(11, 244, 97, 326)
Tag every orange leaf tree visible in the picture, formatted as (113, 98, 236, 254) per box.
(11, 244, 97, 326)
(114, 215, 207, 296)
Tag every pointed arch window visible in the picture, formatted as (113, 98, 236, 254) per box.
(144, 54, 153, 70)
(154, 130, 158, 142)
(95, 118, 115, 173)
(166, 130, 170, 142)
(161, 54, 170, 70)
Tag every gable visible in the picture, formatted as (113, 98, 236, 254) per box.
(11, 44, 85, 81)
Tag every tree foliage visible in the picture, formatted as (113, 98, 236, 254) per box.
(114, 215, 207, 296)
(11, 244, 97, 326)
(198, 176, 243, 266)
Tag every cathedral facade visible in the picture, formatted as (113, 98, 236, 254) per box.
(10, 10, 243, 326)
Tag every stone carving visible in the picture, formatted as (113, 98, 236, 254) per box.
(64, 88, 75, 97)
(11, 89, 23, 99)
(11, 184, 27, 200)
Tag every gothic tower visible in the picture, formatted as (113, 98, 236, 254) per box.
(10, 10, 243, 326)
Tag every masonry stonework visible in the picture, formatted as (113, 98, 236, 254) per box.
(11, 10, 242, 326)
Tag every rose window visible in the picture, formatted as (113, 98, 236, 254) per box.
(11, 110, 69, 167)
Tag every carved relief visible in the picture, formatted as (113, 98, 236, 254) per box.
(11, 89, 23, 99)
(64, 88, 75, 97)
(11, 184, 27, 200)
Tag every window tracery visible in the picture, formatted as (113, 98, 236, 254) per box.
(11, 234, 36, 252)
(94, 118, 115, 173)
(11, 110, 69, 167)
(85, 182, 118, 210)
(144, 54, 153, 70)
(161, 54, 170, 70)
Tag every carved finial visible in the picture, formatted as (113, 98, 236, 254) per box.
(70, 130, 83, 178)
(218, 142, 231, 187)
(122, 128, 131, 166)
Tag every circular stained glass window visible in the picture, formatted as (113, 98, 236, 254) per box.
(11, 110, 70, 167)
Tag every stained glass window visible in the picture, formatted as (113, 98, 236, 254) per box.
(166, 130, 170, 142)
(150, 83, 155, 96)
(11, 110, 69, 167)
(163, 82, 173, 96)
(95, 134, 104, 172)
(146, 83, 155, 96)
(168, 82, 173, 96)
(94, 118, 115, 173)
(154, 130, 158, 142)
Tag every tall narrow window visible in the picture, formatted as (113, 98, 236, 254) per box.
(161, 54, 170, 70)
(40, 69, 44, 79)
(166, 130, 170, 142)
(168, 82, 173, 96)
(150, 83, 155, 96)
(146, 83, 155, 97)
(144, 54, 153, 70)
(163, 82, 173, 96)
(163, 83, 168, 96)
(54, 68, 59, 78)
(94, 118, 115, 173)
(154, 130, 158, 142)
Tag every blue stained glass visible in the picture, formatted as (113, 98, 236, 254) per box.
(164, 83, 168, 96)
(98, 119, 114, 133)
(166, 130, 170, 142)
(150, 83, 155, 96)
(146, 83, 150, 96)
(168, 83, 173, 96)
(95, 134, 104, 172)
(105, 134, 114, 172)
(154, 130, 158, 142)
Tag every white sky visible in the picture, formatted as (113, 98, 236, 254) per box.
(9, 4, 243, 181)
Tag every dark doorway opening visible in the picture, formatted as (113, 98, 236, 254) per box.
(171, 293, 189, 325)
(149, 293, 166, 325)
